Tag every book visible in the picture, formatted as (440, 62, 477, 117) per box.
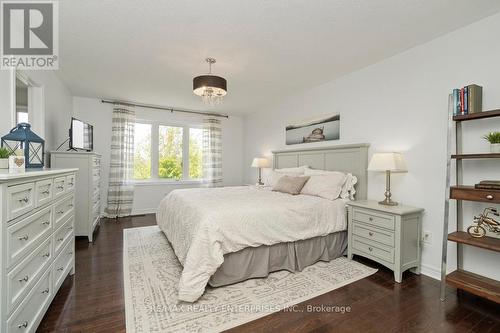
(467, 84, 483, 114)
(453, 89, 460, 115)
(460, 88, 465, 115)
(463, 86, 468, 114)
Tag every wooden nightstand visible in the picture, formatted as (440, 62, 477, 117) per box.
(347, 200, 424, 282)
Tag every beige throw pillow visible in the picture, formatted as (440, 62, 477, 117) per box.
(300, 173, 347, 200)
(272, 175, 310, 195)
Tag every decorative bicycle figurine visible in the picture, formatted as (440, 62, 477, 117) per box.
(467, 207, 500, 238)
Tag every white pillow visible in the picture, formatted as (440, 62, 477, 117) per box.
(265, 165, 308, 186)
(300, 173, 347, 200)
(304, 168, 357, 200)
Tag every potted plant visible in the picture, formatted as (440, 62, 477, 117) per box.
(0, 147, 11, 169)
(484, 132, 500, 153)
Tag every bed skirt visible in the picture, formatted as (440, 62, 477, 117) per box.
(208, 231, 348, 287)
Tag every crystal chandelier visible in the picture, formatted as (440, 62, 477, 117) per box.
(193, 58, 227, 105)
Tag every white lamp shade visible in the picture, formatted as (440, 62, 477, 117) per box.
(251, 157, 271, 168)
(368, 152, 408, 172)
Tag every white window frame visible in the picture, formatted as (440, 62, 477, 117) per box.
(132, 119, 203, 185)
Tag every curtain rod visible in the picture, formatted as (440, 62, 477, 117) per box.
(100, 99, 229, 119)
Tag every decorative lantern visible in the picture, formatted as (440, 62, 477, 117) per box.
(1, 123, 45, 168)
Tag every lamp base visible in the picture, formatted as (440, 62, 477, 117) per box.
(379, 198, 399, 206)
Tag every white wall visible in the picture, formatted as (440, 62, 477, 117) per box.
(243, 13, 500, 281)
(0, 70, 73, 161)
(72, 97, 244, 215)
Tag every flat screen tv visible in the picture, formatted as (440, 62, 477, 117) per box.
(70, 117, 93, 151)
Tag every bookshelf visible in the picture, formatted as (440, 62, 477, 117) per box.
(440, 102, 500, 304)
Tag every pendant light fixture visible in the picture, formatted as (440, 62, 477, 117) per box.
(193, 58, 227, 105)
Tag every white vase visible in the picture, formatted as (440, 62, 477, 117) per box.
(491, 144, 500, 153)
(0, 158, 8, 169)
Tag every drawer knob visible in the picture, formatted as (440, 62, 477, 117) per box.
(68, 204, 74, 208)
(17, 321, 28, 329)
(68, 226, 73, 230)
(18, 197, 29, 203)
(368, 217, 374, 221)
(368, 232, 374, 236)
(18, 275, 29, 282)
(42, 221, 50, 225)
(69, 251, 74, 255)
(42, 288, 50, 294)
(42, 253, 50, 258)
(42, 190, 50, 195)
(18, 235, 29, 241)
(486, 195, 494, 200)
(68, 182, 74, 186)
(57, 237, 64, 242)
(57, 210, 64, 214)
(368, 247, 373, 252)
(57, 267, 64, 271)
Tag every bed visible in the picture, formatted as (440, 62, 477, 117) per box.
(156, 144, 369, 302)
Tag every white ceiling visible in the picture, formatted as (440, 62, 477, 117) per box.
(57, 0, 500, 115)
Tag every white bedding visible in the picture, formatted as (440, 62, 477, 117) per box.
(156, 186, 347, 302)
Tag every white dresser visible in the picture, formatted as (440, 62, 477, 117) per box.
(0, 168, 77, 333)
(50, 152, 101, 242)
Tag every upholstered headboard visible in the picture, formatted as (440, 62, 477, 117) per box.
(272, 143, 370, 200)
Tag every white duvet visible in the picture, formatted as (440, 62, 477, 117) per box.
(156, 186, 347, 302)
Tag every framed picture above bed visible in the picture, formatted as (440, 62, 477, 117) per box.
(285, 113, 340, 145)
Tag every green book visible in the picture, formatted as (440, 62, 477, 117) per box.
(467, 84, 483, 114)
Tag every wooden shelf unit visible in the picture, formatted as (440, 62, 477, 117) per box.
(446, 269, 500, 304)
(451, 153, 500, 160)
(440, 99, 500, 304)
(448, 231, 500, 253)
(453, 108, 500, 122)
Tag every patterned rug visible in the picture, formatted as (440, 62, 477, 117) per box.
(123, 226, 377, 333)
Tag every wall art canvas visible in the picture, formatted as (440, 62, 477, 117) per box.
(286, 114, 340, 145)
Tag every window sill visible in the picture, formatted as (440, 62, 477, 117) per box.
(132, 179, 204, 186)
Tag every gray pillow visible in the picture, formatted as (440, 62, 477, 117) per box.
(272, 175, 310, 195)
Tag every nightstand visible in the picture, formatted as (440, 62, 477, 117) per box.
(346, 200, 424, 282)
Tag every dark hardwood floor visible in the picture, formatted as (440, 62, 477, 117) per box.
(38, 215, 500, 332)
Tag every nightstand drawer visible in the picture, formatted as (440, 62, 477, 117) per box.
(352, 222, 394, 247)
(352, 208, 395, 230)
(353, 236, 394, 263)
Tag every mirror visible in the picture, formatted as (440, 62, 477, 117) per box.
(16, 78, 29, 124)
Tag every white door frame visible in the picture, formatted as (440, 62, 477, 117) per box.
(13, 71, 45, 137)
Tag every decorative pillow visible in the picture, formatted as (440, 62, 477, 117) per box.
(300, 173, 347, 200)
(304, 168, 357, 200)
(272, 175, 310, 195)
(265, 165, 308, 186)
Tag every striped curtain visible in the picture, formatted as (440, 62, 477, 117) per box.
(202, 118, 223, 187)
(104, 106, 135, 217)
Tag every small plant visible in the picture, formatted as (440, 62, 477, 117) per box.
(484, 132, 500, 144)
(0, 147, 12, 159)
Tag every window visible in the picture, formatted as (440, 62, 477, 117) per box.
(158, 125, 183, 180)
(133, 123, 152, 179)
(133, 122, 203, 182)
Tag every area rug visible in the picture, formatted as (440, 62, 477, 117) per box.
(123, 226, 377, 333)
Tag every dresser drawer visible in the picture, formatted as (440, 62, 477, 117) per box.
(450, 186, 500, 204)
(7, 238, 52, 314)
(35, 179, 53, 207)
(7, 206, 52, 268)
(53, 239, 74, 291)
(7, 267, 52, 333)
(352, 222, 395, 247)
(353, 236, 394, 263)
(54, 195, 75, 229)
(54, 216, 74, 256)
(352, 208, 395, 230)
(7, 182, 35, 221)
(66, 174, 76, 192)
(53, 176, 66, 198)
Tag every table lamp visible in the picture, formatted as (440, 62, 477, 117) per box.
(368, 152, 407, 206)
(251, 157, 271, 185)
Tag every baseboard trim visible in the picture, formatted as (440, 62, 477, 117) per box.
(420, 264, 441, 281)
(131, 208, 157, 216)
